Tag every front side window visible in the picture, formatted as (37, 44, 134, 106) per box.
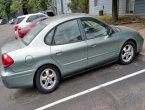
(81, 19, 107, 39)
(53, 20, 82, 45)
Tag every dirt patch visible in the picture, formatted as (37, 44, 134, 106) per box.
(97, 15, 145, 31)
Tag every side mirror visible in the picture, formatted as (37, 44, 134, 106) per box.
(107, 28, 113, 36)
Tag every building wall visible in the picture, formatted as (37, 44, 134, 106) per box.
(55, 0, 71, 15)
(119, 0, 126, 15)
(63, 0, 72, 14)
(89, 0, 126, 16)
(89, 0, 112, 15)
(134, 0, 145, 16)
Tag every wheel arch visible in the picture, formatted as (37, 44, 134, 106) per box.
(123, 39, 137, 52)
(33, 63, 62, 87)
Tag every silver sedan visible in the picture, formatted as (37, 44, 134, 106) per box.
(1, 13, 144, 93)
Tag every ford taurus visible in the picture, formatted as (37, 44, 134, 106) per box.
(1, 13, 144, 93)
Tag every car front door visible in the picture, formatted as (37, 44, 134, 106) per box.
(50, 20, 88, 76)
(80, 18, 119, 67)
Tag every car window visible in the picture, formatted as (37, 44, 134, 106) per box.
(16, 17, 25, 24)
(22, 23, 46, 45)
(45, 29, 54, 45)
(37, 14, 46, 18)
(81, 19, 107, 39)
(26, 15, 37, 22)
(54, 20, 82, 45)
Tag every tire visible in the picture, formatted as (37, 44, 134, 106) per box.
(35, 65, 61, 94)
(119, 41, 136, 65)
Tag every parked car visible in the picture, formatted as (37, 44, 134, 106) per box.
(14, 13, 48, 37)
(0, 19, 6, 25)
(18, 17, 48, 38)
(40, 10, 55, 16)
(1, 13, 144, 93)
(9, 18, 16, 24)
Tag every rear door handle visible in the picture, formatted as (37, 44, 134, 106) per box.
(55, 51, 63, 56)
(90, 44, 97, 48)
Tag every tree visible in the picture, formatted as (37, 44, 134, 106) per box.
(28, 0, 49, 12)
(68, 0, 89, 13)
(10, 0, 21, 14)
(10, 0, 51, 15)
(112, 0, 119, 23)
(0, 0, 12, 19)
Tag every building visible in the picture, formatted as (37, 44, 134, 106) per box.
(89, 0, 145, 16)
(54, 0, 72, 15)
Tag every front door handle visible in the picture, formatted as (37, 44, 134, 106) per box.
(55, 51, 63, 56)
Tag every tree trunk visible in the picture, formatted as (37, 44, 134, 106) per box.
(22, 4, 28, 15)
(112, 0, 118, 23)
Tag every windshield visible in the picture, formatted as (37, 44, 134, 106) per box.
(22, 23, 46, 45)
(16, 17, 25, 24)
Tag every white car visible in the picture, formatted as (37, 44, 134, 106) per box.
(14, 13, 48, 37)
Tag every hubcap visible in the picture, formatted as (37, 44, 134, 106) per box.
(40, 69, 57, 90)
(121, 44, 134, 63)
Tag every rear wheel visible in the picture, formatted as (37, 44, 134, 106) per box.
(35, 65, 60, 94)
(119, 41, 136, 65)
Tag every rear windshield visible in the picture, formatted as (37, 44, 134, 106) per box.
(16, 17, 25, 24)
(22, 23, 46, 45)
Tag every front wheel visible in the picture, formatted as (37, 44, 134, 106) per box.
(35, 65, 61, 94)
(119, 41, 136, 65)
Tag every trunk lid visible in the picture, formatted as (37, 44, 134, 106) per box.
(1, 39, 26, 54)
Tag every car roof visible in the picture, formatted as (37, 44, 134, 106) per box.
(17, 13, 46, 18)
(42, 13, 92, 25)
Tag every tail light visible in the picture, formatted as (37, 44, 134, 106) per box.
(18, 30, 23, 38)
(14, 25, 19, 31)
(2, 54, 14, 68)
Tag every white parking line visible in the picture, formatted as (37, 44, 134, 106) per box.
(35, 69, 145, 110)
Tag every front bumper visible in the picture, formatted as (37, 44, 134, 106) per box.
(1, 67, 36, 88)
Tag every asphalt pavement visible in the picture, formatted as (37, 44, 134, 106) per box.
(0, 24, 145, 110)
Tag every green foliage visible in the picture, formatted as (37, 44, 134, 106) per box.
(10, 0, 50, 14)
(28, 0, 49, 12)
(0, 0, 12, 18)
(10, 0, 21, 13)
(68, 0, 89, 13)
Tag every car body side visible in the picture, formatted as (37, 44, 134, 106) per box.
(1, 14, 144, 88)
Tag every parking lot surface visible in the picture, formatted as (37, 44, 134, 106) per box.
(0, 24, 145, 110)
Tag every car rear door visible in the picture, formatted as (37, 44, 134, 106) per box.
(80, 18, 119, 67)
(50, 20, 88, 76)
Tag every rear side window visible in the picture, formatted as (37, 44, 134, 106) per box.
(26, 15, 37, 22)
(22, 23, 46, 45)
(45, 29, 55, 45)
(37, 14, 46, 18)
(16, 17, 25, 24)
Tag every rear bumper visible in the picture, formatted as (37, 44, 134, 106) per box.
(1, 67, 36, 88)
